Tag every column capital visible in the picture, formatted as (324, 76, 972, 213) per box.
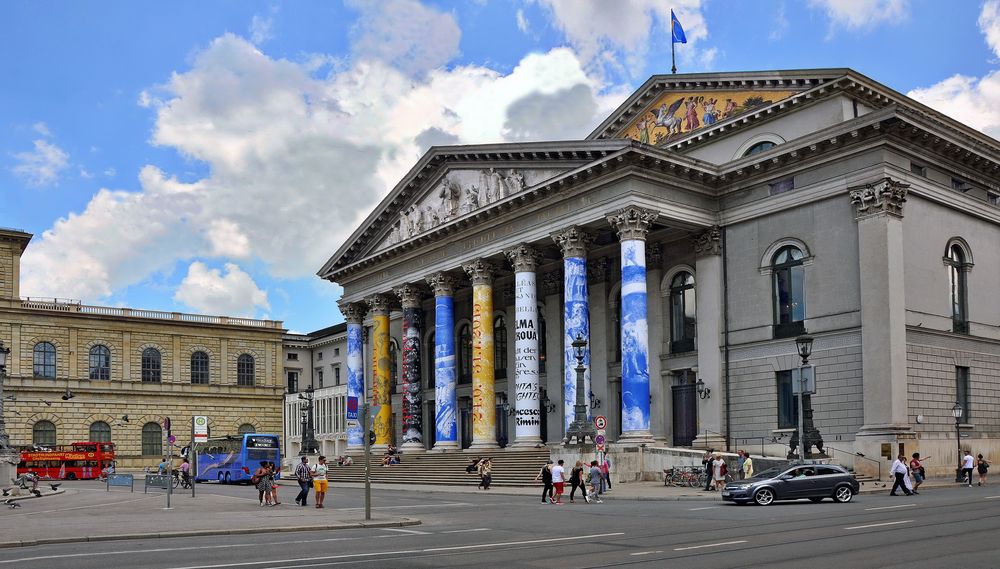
(462, 258, 496, 286)
(607, 206, 658, 241)
(551, 226, 594, 258)
(338, 301, 368, 324)
(849, 177, 909, 219)
(365, 293, 392, 315)
(694, 225, 722, 257)
(393, 283, 426, 309)
(504, 243, 541, 273)
(425, 272, 458, 296)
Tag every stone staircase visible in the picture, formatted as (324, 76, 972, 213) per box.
(325, 448, 551, 487)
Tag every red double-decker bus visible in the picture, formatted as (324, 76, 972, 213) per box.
(17, 442, 116, 480)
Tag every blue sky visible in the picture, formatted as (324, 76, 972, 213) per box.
(3, 0, 999, 334)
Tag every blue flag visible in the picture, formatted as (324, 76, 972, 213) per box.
(671, 10, 687, 44)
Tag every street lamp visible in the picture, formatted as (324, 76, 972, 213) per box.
(695, 378, 711, 400)
(0, 340, 17, 484)
(952, 401, 964, 483)
(298, 386, 318, 455)
(563, 334, 596, 445)
(792, 335, 814, 463)
(795, 334, 814, 364)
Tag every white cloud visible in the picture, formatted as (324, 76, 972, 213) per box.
(79, 168, 93, 179)
(249, 14, 274, 45)
(174, 261, 270, 317)
(12, 139, 70, 186)
(907, 2, 1000, 140)
(104, 167, 117, 177)
(347, 0, 461, 77)
(810, 0, 908, 35)
(516, 8, 530, 33)
(207, 218, 251, 258)
(770, 3, 790, 41)
(32, 122, 52, 137)
(536, 0, 709, 77)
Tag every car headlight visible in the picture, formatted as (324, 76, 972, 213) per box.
(732, 484, 752, 489)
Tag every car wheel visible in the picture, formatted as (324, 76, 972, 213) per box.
(833, 485, 854, 503)
(809, 497, 824, 503)
(753, 488, 775, 506)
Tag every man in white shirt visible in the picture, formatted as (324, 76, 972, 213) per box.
(889, 454, 913, 496)
(963, 451, 976, 487)
(551, 460, 566, 504)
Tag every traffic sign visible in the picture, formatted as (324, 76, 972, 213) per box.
(347, 396, 359, 421)
(596, 428, 606, 437)
(164, 417, 171, 431)
(192, 415, 209, 442)
(596, 443, 605, 452)
(168, 435, 177, 445)
(595, 434, 606, 445)
(594, 415, 607, 430)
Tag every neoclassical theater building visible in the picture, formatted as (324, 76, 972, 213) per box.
(319, 69, 1000, 477)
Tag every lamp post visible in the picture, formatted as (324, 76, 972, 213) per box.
(952, 402, 964, 483)
(793, 335, 813, 463)
(564, 334, 596, 445)
(0, 341, 16, 484)
(298, 386, 318, 455)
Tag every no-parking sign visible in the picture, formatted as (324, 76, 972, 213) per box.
(594, 415, 607, 430)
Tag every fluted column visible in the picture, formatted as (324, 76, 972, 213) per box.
(463, 259, 499, 450)
(505, 244, 542, 447)
(552, 226, 594, 434)
(608, 206, 658, 443)
(426, 273, 459, 451)
(394, 283, 425, 452)
(366, 294, 393, 449)
(339, 302, 368, 451)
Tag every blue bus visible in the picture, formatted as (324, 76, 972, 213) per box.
(193, 434, 281, 484)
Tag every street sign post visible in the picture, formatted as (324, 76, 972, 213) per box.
(347, 396, 359, 421)
(595, 434, 606, 445)
(192, 416, 209, 442)
(594, 416, 607, 430)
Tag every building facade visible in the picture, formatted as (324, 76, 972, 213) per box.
(318, 69, 1000, 478)
(282, 325, 349, 459)
(0, 228, 285, 469)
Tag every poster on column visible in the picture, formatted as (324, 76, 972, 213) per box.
(513, 272, 540, 441)
(563, 257, 590, 431)
(471, 286, 496, 444)
(434, 296, 458, 444)
(346, 324, 364, 447)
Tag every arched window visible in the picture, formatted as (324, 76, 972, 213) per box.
(141, 348, 161, 382)
(388, 340, 399, 393)
(33, 342, 56, 378)
(947, 243, 971, 334)
(743, 140, 776, 157)
(669, 272, 697, 352)
(238, 423, 256, 434)
(494, 316, 508, 379)
(237, 354, 255, 386)
(426, 331, 436, 390)
(141, 422, 162, 456)
(772, 246, 806, 338)
(89, 345, 111, 380)
(191, 351, 210, 384)
(89, 421, 112, 443)
(32, 420, 56, 446)
(538, 309, 547, 374)
(458, 324, 472, 384)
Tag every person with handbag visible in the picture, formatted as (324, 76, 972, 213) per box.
(294, 456, 314, 506)
(909, 453, 929, 494)
(977, 454, 991, 486)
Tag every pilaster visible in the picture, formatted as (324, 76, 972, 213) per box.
(693, 225, 726, 450)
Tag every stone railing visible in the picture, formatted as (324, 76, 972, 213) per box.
(19, 298, 283, 329)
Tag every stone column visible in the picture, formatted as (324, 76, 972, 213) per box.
(394, 284, 425, 452)
(426, 273, 459, 451)
(340, 302, 368, 451)
(505, 244, 542, 447)
(693, 226, 726, 450)
(607, 206, 658, 443)
(463, 259, 499, 450)
(849, 178, 913, 474)
(552, 227, 594, 434)
(645, 244, 666, 442)
(366, 294, 393, 449)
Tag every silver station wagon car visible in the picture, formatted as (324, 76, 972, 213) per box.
(722, 464, 860, 506)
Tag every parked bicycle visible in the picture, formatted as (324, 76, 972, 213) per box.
(663, 466, 705, 487)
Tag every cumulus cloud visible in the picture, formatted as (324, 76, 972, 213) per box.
(207, 219, 251, 258)
(536, 0, 709, 77)
(249, 14, 274, 45)
(12, 139, 70, 186)
(810, 0, 909, 35)
(347, 0, 461, 77)
(907, 2, 1000, 140)
(32, 122, 52, 137)
(174, 261, 270, 316)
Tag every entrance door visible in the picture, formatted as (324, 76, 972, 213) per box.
(425, 401, 436, 449)
(672, 383, 697, 447)
(460, 406, 472, 449)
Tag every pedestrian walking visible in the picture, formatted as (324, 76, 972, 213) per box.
(601, 456, 613, 492)
(712, 453, 728, 491)
(294, 456, 313, 506)
(534, 460, 554, 503)
(889, 454, 913, 496)
(569, 461, 590, 503)
(909, 453, 928, 494)
(478, 458, 492, 490)
(702, 449, 715, 491)
(312, 455, 329, 508)
(588, 460, 604, 503)
(977, 454, 991, 486)
(742, 452, 754, 479)
(252, 461, 273, 506)
(963, 451, 975, 487)
(268, 462, 282, 505)
(736, 450, 746, 480)
(551, 459, 566, 504)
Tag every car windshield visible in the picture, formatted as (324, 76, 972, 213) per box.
(752, 466, 790, 479)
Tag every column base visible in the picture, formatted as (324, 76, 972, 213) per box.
(431, 441, 461, 452)
(468, 440, 500, 451)
(511, 437, 544, 448)
(692, 432, 727, 451)
(400, 442, 426, 453)
(617, 430, 656, 445)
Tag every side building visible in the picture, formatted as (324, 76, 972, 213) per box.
(282, 324, 348, 459)
(0, 228, 285, 469)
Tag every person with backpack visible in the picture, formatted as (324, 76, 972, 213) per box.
(977, 454, 991, 486)
(294, 456, 314, 506)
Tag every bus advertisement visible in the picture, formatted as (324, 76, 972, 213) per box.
(17, 442, 116, 480)
(193, 434, 281, 484)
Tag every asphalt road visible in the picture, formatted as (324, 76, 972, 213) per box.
(1, 482, 998, 568)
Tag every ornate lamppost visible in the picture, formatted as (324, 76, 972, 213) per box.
(788, 335, 824, 462)
(563, 334, 596, 445)
(0, 341, 17, 483)
(298, 385, 318, 455)
(952, 402, 964, 483)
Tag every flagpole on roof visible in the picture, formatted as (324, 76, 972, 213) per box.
(671, 16, 677, 74)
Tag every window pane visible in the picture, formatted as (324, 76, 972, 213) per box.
(141, 423, 162, 456)
(33, 342, 56, 378)
(494, 317, 507, 379)
(33, 420, 56, 446)
(790, 265, 806, 322)
(191, 351, 210, 384)
(89, 421, 112, 443)
(957, 367, 971, 422)
(89, 345, 110, 380)
(142, 348, 161, 382)
(459, 325, 472, 384)
(237, 354, 255, 386)
(776, 371, 799, 429)
(238, 424, 256, 434)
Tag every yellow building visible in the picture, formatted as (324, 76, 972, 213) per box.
(0, 228, 285, 469)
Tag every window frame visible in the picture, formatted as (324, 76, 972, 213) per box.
(141, 422, 162, 456)
(32, 420, 57, 446)
(33, 342, 57, 379)
(493, 315, 508, 379)
(458, 324, 472, 385)
(957, 366, 971, 423)
(236, 354, 255, 387)
(89, 421, 112, 443)
(946, 244, 970, 334)
(191, 351, 210, 385)
(141, 348, 162, 383)
(743, 140, 776, 157)
(89, 345, 111, 380)
(668, 271, 697, 353)
(772, 246, 806, 339)
(287, 371, 299, 394)
(776, 370, 799, 429)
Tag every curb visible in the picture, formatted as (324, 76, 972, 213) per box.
(0, 518, 421, 549)
(2, 488, 66, 502)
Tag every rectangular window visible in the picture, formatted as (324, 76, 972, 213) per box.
(334, 367, 341, 385)
(316, 368, 324, 389)
(334, 348, 340, 356)
(989, 192, 1000, 206)
(287, 371, 299, 394)
(287, 353, 298, 361)
(910, 162, 926, 177)
(957, 366, 971, 422)
(317, 352, 323, 361)
(777, 370, 799, 429)
(768, 178, 795, 196)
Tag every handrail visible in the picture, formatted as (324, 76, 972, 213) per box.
(826, 445, 882, 482)
(734, 437, 767, 458)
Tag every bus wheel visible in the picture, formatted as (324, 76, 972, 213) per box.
(66, 473, 77, 481)
(218, 473, 225, 484)
(224, 472, 231, 484)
